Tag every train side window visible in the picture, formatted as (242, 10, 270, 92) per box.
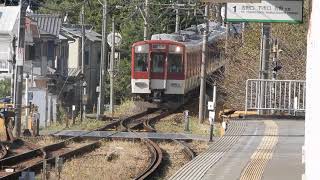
(168, 54, 182, 73)
(134, 53, 148, 72)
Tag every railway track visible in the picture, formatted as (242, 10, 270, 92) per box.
(172, 139, 195, 161)
(0, 110, 153, 179)
(0, 144, 7, 160)
(0, 101, 193, 179)
(120, 104, 196, 179)
(0, 137, 100, 179)
(122, 110, 164, 180)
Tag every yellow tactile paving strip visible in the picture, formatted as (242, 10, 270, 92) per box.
(239, 120, 278, 180)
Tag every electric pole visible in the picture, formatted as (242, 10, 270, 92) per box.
(109, 17, 115, 115)
(11, 36, 16, 104)
(199, 4, 209, 123)
(272, 39, 279, 80)
(13, 0, 27, 137)
(144, 0, 149, 40)
(175, 0, 180, 33)
(97, 0, 107, 119)
(259, 23, 271, 115)
(80, 5, 85, 122)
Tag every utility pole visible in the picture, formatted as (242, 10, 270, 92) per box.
(109, 17, 115, 115)
(199, 4, 209, 123)
(258, 23, 271, 115)
(97, 0, 107, 119)
(11, 36, 16, 104)
(24, 74, 28, 130)
(13, 1, 27, 138)
(144, 0, 149, 40)
(175, 0, 180, 33)
(272, 39, 279, 80)
(80, 5, 85, 122)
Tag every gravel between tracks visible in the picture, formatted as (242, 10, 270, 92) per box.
(56, 140, 150, 180)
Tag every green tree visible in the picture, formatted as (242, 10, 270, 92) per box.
(104, 58, 131, 103)
(0, 79, 11, 98)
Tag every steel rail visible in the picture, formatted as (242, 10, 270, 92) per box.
(172, 139, 195, 161)
(120, 110, 165, 180)
(0, 141, 100, 179)
(0, 144, 7, 160)
(120, 108, 159, 131)
(0, 110, 154, 179)
(134, 138, 163, 180)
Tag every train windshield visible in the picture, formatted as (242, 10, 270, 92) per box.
(134, 53, 148, 72)
(151, 52, 165, 73)
(168, 54, 182, 73)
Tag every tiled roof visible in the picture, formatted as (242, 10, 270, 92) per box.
(28, 14, 62, 37)
(61, 25, 102, 42)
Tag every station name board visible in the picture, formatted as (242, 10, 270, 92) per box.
(226, 0, 303, 23)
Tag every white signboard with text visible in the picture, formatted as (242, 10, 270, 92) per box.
(226, 0, 303, 23)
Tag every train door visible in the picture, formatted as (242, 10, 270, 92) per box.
(150, 51, 167, 90)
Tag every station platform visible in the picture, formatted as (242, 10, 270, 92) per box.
(169, 118, 305, 180)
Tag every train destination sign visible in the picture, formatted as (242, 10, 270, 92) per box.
(226, 0, 303, 23)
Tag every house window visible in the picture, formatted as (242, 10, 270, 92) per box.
(29, 45, 35, 60)
(47, 40, 54, 60)
(97, 51, 101, 65)
(85, 51, 89, 65)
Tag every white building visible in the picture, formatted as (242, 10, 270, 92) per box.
(0, 6, 19, 79)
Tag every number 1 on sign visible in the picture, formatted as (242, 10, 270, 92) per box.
(233, 6, 236, 12)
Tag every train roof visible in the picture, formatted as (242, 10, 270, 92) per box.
(150, 22, 227, 48)
(132, 22, 243, 50)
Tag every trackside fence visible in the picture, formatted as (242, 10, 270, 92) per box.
(245, 79, 306, 115)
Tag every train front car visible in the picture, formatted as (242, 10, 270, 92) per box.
(131, 40, 185, 102)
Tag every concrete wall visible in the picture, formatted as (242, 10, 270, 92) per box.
(68, 38, 80, 69)
(28, 88, 57, 128)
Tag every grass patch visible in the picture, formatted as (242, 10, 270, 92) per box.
(155, 113, 213, 135)
(41, 118, 106, 132)
(43, 99, 137, 132)
(52, 140, 149, 180)
(105, 99, 136, 117)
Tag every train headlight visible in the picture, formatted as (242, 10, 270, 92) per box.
(176, 46, 181, 53)
(137, 46, 142, 52)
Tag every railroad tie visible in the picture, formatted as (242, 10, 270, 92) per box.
(239, 120, 278, 180)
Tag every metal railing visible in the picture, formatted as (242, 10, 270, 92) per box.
(0, 59, 9, 72)
(245, 79, 306, 115)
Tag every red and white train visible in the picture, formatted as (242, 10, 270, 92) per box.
(131, 22, 227, 101)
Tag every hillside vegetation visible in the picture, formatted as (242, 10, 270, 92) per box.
(222, 2, 308, 110)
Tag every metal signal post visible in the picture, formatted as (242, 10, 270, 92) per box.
(80, 5, 85, 122)
(199, 4, 209, 123)
(97, 0, 107, 119)
(109, 17, 115, 115)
